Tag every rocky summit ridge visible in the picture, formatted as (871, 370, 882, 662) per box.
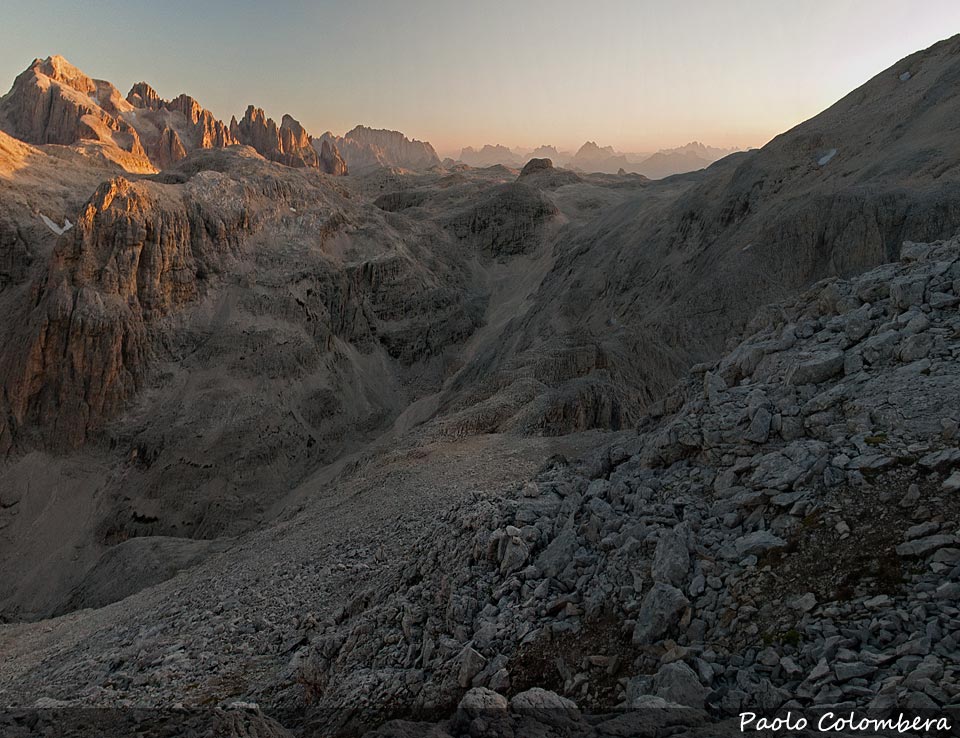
(0, 55, 358, 175)
(316, 125, 442, 172)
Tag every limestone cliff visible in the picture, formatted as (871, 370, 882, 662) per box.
(0, 56, 347, 176)
(0, 56, 150, 171)
(123, 83, 236, 168)
(0, 175, 251, 453)
(318, 138, 347, 176)
(230, 105, 346, 174)
(317, 125, 441, 171)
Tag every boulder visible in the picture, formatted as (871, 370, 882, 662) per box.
(651, 525, 690, 587)
(632, 583, 689, 645)
(732, 530, 787, 559)
(653, 661, 708, 709)
(786, 349, 845, 385)
(458, 647, 487, 688)
(534, 529, 577, 578)
(509, 688, 580, 728)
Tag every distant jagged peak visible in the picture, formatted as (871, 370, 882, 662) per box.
(29, 55, 96, 95)
(13, 54, 132, 117)
(126, 81, 163, 110)
(575, 140, 618, 157)
(165, 93, 213, 124)
(279, 114, 313, 155)
(126, 82, 219, 128)
(233, 105, 314, 136)
(345, 124, 433, 147)
(122, 82, 236, 166)
(230, 105, 346, 173)
(236, 104, 274, 130)
(318, 138, 348, 176)
(333, 124, 440, 169)
(0, 56, 339, 174)
(458, 143, 523, 167)
(529, 144, 560, 157)
(656, 140, 735, 158)
(280, 113, 308, 136)
(474, 143, 514, 153)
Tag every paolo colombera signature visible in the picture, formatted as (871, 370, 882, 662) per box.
(740, 711, 952, 733)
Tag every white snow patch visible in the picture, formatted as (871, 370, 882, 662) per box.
(40, 214, 73, 236)
(818, 149, 837, 166)
(899, 71, 912, 81)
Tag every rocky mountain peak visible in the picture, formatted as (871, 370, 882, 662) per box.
(576, 140, 613, 156)
(459, 143, 523, 168)
(0, 54, 146, 167)
(241, 104, 269, 128)
(121, 84, 236, 165)
(231, 105, 328, 170)
(126, 81, 163, 110)
(519, 157, 554, 177)
(31, 55, 96, 94)
(333, 124, 441, 169)
(318, 138, 348, 175)
(279, 113, 311, 149)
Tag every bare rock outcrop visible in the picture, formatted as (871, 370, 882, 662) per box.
(228, 106, 346, 174)
(518, 157, 583, 188)
(317, 125, 441, 171)
(0, 175, 250, 452)
(123, 83, 236, 168)
(0, 56, 150, 170)
(446, 182, 558, 256)
(519, 157, 554, 177)
(0, 58, 342, 175)
(318, 137, 347, 176)
(126, 81, 164, 110)
(160, 93, 236, 150)
(153, 126, 187, 168)
(459, 143, 523, 168)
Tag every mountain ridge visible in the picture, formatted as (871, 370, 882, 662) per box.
(0, 55, 356, 175)
(317, 124, 441, 171)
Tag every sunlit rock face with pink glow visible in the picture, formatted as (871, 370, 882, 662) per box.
(1, 5, 960, 736)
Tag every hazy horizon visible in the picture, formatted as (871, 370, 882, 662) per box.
(2, 0, 959, 157)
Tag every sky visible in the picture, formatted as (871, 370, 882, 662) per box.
(1, 0, 959, 158)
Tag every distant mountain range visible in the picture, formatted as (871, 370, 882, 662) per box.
(1, 55, 738, 182)
(458, 144, 523, 168)
(454, 139, 741, 178)
(627, 141, 740, 178)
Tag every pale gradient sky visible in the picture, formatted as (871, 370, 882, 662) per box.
(1, 1, 958, 157)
